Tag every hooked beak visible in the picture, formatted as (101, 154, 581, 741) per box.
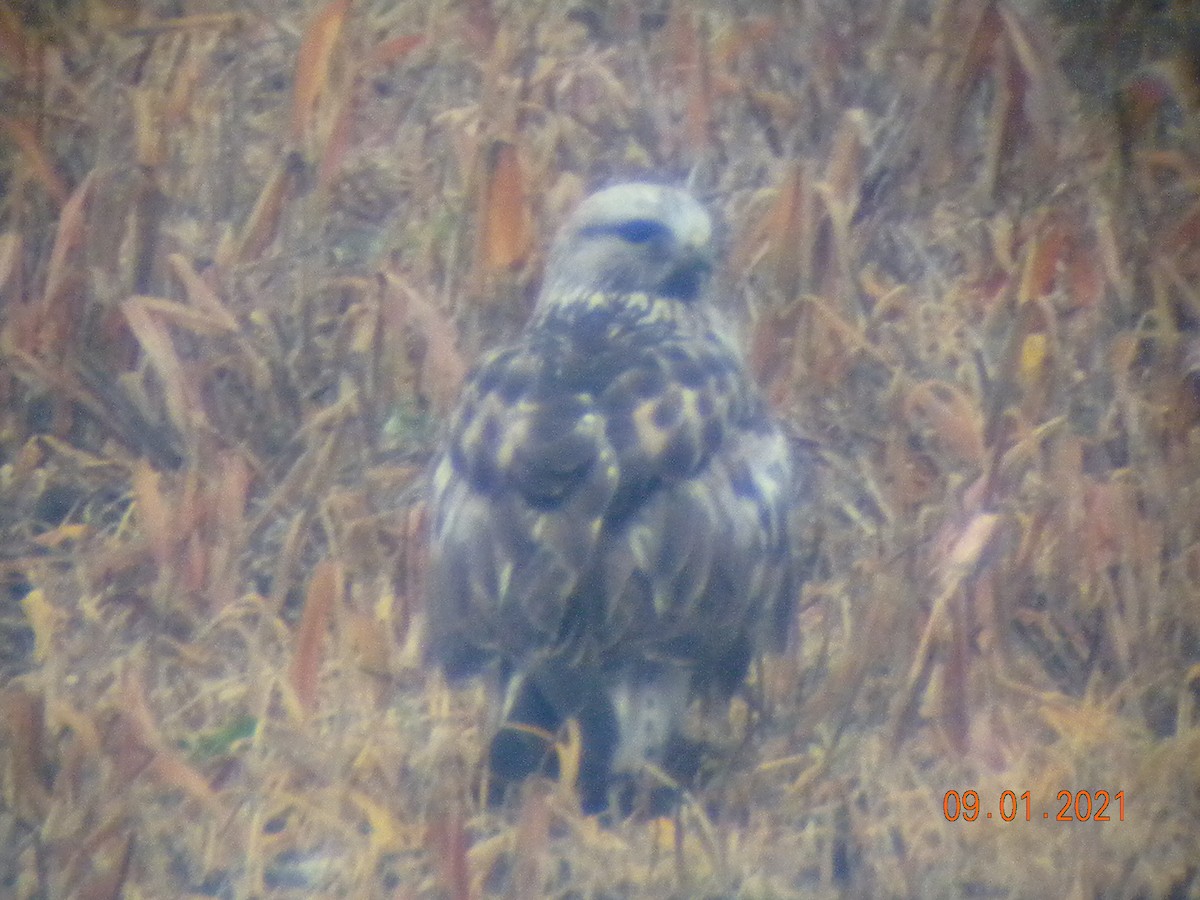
(659, 244, 714, 302)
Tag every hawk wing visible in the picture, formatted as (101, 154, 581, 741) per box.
(425, 313, 793, 687)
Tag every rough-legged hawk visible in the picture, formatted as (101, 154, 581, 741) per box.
(425, 183, 798, 812)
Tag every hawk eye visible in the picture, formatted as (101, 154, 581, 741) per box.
(612, 219, 670, 244)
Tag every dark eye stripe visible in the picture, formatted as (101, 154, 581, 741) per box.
(611, 218, 670, 244)
(579, 219, 671, 245)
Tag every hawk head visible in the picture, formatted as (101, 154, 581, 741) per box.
(540, 183, 716, 307)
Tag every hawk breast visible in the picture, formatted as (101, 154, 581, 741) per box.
(426, 298, 792, 689)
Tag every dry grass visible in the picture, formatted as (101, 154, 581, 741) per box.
(2, 0, 1200, 897)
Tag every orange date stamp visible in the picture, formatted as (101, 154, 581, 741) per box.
(943, 789, 1126, 822)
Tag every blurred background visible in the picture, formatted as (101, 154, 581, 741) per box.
(1, 0, 1199, 896)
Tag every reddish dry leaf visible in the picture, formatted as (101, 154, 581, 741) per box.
(1083, 479, 1128, 573)
(0, 2, 29, 73)
(895, 512, 1002, 743)
(206, 451, 251, 609)
(237, 157, 301, 261)
(120, 668, 222, 813)
(214, 452, 251, 538)
(996, 3, 1059, 147)
(319, 34, 427, 193)
(181, 530, 207, 594)
(0, 687, 51, 823)
(658, 7, 710, 151)
(1064, 239, 1104, 309)
(511, 789, 551, 890)
(683, 16, 713, 154)
(904, 380, 985, 466)
(348, 610, 392, 675)
(290, 0, 350, 140)
(1118, 71, 1171, 141)
(316, 86, 357, 194)
(0, 116, 70, 206)
(119, 12, 243, 36)
(290, 559, 343, 713)
(1018, 219, 1066, 304)
(989, 213, 1017, 271)
(665, 5, 700, 75)
(49, 700, 104, 762)
(167, 254, 240, 331)
(745, 87, 801, 135)
(822, 108, 867, 226)
(463, 0, 496, 53)
(382, 273, 467, 412)
(164, 38, 209, 124)
(122, 296, 193, 437)
(883, 430, 938, 510)
(1109, 331, 1139, 376)
(396, 499, 427, 650)
(147, 751, 223, 815)
(428, 812, 471, 900)
(1046, 432, 1085, 530)
(941, 513, 1002, 584)
(85, 303, 138, 370)
(997, 59, 1028, 160)
(713, 17, 777, 73)
(60, 815, 133, 897)
(42, 168, 95, 309)
(124, 292, 237, 336)
(805, 298, 890, 378)
(775, 170, 816, 297)
(132, 460, 176, 569)
(479, 141, 532, 273)
(955, 3, 1003, 99)
(741, 162, 806, 294)
(177, 467, 202, 547)
(972, 13, 1019, 195)
(368, 32, 426, 67)
(748, 304, 802, 402)
(131, 88, 164, 168)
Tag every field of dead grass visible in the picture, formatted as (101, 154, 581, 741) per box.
(2, 0, 1200, 896)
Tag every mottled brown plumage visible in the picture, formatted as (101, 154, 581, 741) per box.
(425, 183, 797, 811)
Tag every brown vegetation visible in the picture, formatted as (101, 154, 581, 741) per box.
(1, 0, 1199, 896)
